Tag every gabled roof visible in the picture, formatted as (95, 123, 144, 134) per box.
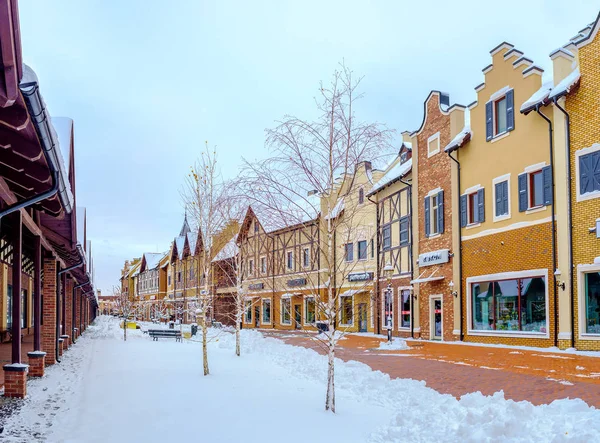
(367, 157, 412, 196)
(141, 252, 163, 272)
(444, 126, 472, 154)
(212, 235, 239, 262)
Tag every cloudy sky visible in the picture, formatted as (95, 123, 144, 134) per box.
(18, 0, 599, 294)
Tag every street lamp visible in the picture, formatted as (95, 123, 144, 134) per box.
(383, 262, 394, 342)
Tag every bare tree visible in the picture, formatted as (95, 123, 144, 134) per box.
(113, 285, 142, 341)
(241, 63, 393, 412)
(182, 141, 228, 376)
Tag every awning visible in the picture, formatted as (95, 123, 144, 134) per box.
(340, 289, 367, 297)
(281, 293, 301, 299)
(410, 268, 445, 284)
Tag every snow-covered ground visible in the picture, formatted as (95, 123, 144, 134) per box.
(2, 316, 600, 442)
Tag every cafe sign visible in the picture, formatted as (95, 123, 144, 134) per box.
(347, 272, 374, 282)
(418, 249, 449, 267)
(288, 278, 307, 287)
(248, 282, 264, 290)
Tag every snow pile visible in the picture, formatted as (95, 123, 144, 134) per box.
(548, 67, 580, 101)
(377, 339, 409, 350)
(520, 81, 553, 113)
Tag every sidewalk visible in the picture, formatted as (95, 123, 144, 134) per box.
(263, 331, 600, 406)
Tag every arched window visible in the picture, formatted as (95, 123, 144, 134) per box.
(358, 188, 365, 204)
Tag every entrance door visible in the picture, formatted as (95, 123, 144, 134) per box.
(254, 306, 260, 327)
(432, 298, 442, 340)
(358, 303, 368, 332)
(294, 305, 302, 329)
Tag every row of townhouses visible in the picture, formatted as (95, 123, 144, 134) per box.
(123, 13, 600, 352)
(0, 1, 98, 399)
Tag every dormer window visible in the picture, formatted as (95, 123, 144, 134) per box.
(486, 88, 514, 141)
(400, 151, 408, 163)
(254, 222, 259, 233)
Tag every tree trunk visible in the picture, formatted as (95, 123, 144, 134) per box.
(123, 316, 127, 341)
(325, 333, 335, 413)
(235, 315, 241, 357)
(202, 314, 209, 376)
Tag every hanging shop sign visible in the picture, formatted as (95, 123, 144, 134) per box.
(288, 278, 307, 287)
(347, 272, 374, 282)
(418, 249, 449, 267)
(248, 283, 264, 290)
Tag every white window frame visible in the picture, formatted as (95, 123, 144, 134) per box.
(344, 243, 354, 262)
(427, 187, 442, 236)
(429, 294, 444, 341)
(492, 94, 508, 138)
(576, 143, 600, 202)
(492, 173, 511, 222)
(261, 298, 272, 325)
(466, 268, 550, 339)
(339, 294, 354, 327)
(303, 296, 316, 326)
(260, 256, 267, 275)
(280, 297, 292, 325)
(286, 251, 294, 271)
(381, 287, 394, 331)
(398, 287, 413, 331)
(577, 263, 600, 340)
(357, 240, 368, 261)
(463, 184, 484, 228)
(522, 162, 547, 213)
(427, 132, 440, 158)
(302, 248, 310, 269)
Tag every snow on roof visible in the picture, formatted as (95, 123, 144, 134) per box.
(489, 85, 511, 102)
(76, 206, 86, 248)
(368, 158, 412, 196)
(548, 67, 580, 101)
(174, 235, 186, 260)
(187, 232, 198, 255)
(47, 115, 74, 208)
(143, 253, 163, 271)
(325, 197, 345, 220)
(520, 81, 553, 113)
(444, 126, 472, 153)
(52, 117, 73, 171)
(212, 236, 238, 262)
(260, 193, 320, 233)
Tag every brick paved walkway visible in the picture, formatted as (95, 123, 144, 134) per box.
(263, 331, 600, 407)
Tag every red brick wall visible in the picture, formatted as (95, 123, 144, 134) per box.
(42, 259, 57, 365)
(65, 277, 73, 344)
(416, 93, 457, 341)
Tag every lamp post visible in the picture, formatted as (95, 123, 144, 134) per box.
(383, 262, 394, 342)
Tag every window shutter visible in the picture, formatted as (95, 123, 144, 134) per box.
(424, 196, 430, 237)
(518, 173, 528, 212)
(506, 89, 515, 132)
(542, 165, 552, 206)
(580, 154, 591, 194)
(494, 182, 502, 216)
(502, 181, 509, 215)
(460, 195, 467, 227)
(593, 152, 600, 192)
(437, 190, 444, 234)
(477, 188, 485, 223)
(486, 101, 493, 141)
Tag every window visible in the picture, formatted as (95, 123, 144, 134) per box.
(494, 179, 510, 219)
(358, 188, 365, 205)
(584, 272, 600, 334)
(358, 240, 367, 260)
(427, 132, 440, 157)
(486, 89, 514, 141)
(340, 296, 353, 326)
(370, 239, 374, 258)
(189, 267, 194, 280)
(400, 290, 411, 329)
(305, 297, 316, 324)
(168, 275, 171, 286)
(303, 248, 310, 268)
(471, 276, 547, 333)
(460, 188, 485, 227)
(6, 285, 12, 329)
(382, 226, 391, 250)
(344, 243, 354, 262)
(262, 299, 271, 324)
(244, 300, 252, 324)
(400, 151, 408, 163)
(578, 148, 600, 199)
(254, 222, 259, 233)
(286, 251, 293, 270)
(399, 217, 409, 246)
(21, 289, 27, 328)
(248, 259, 254, 276)
(518, 166, 551, 211)
(177, 272, 181, 282)
(425, 190, 444, 236)
(281, 298, 291, 325)
(260, 256, 267, 274)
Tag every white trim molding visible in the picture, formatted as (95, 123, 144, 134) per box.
(577, 262, 600, 341)
(429, 294, 443, 341)
(427, 132, 441, 158)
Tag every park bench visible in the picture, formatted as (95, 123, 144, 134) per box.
(148, 329, 182, 342)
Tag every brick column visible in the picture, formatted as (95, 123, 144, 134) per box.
(58, 338, 64, 356)
(42, 259, 57, 365)
(27, 351, 46, 377)
(64, 278, 73, 348)
(3, 365, 28, 398)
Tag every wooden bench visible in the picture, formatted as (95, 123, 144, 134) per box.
(148, 329, 182, 342)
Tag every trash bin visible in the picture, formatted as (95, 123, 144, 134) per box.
(316, 321, 329, 333)
(191, 324, 198, 336)
(169, 321, 174, 330)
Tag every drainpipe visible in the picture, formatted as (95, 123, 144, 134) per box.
(400, 177, 415, 339)
(366, 194, 381, 335)
(447, 150, 464, 341)
(553, 99, 575, 349)
(73, 282, 87, 343)
(535, 106, 559, 347)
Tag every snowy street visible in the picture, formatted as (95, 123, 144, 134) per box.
(0, 317, 599, 442)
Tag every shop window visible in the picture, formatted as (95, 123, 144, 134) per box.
(471, 276, 546, 333)
(305, 297, 316, 324)
(518, 166, 552, 211)
(281, 298, 291, 325)
(262, 299, 271, 324)
(357, 240, 367, 260)
(400, 289, 411, 329)
(382, 226, 391, 250)
(584, 272, 600, 334)
(345, 243, 354, 262)
(244, 300, 252, 324)
(340, 296, 353, 326)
